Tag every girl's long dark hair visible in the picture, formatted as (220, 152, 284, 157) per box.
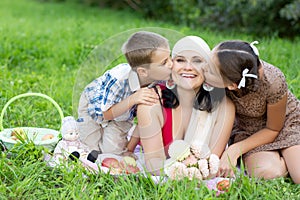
(216, 40, 260, 96)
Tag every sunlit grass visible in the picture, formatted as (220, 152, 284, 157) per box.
(0, 0, 299, 199)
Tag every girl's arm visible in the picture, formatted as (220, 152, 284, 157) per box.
(220, 93, 287, 177)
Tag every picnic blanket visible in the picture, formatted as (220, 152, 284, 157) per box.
(44, 144, 231, 196)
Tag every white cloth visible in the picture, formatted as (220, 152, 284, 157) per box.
(184, 101, 222, 153)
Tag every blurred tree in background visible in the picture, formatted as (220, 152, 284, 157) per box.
(41, 0, 300, 38)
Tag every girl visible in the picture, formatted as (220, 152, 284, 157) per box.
(206, 40, 300, 183)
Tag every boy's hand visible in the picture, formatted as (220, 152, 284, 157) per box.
(131, 87, 159, 105)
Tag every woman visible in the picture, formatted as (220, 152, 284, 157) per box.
(205, 40, 300, 183)
(137, 36, 235, 174)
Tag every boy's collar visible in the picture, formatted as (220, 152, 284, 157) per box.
(128, 70, 140, 92)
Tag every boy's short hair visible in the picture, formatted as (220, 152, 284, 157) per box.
(122, 31, 169, 68)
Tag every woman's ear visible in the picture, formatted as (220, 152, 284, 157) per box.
(136, 67, 148, 77)
(227, 83, 238, 90)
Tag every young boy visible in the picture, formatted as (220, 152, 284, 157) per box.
(77, 31, 172, 155)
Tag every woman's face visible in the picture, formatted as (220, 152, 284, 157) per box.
(172, 50, 206, 91)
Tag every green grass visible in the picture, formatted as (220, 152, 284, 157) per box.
(0, 0, 300, 199)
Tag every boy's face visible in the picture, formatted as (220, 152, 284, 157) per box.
(147, 47, 173, 81)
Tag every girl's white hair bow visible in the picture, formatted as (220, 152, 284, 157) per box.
(237, 68, 258, 89)
(250, 41, 259, 56)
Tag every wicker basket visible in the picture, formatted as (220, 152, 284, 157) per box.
(0, 93, 64, 151)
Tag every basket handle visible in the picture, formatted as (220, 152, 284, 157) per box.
(0, 93, 64, 131)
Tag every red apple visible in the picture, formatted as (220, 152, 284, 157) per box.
(42, 134, 54, 141)
(101, 158, 120, 169)
(217, 179, 230, 192)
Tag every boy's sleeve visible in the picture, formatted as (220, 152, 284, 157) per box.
(85, 74, 124, 123)
(100, 78, 124, 112)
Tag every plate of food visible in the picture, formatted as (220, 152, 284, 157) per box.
(96, 153, 142, 175)
(79, 153, 143, 175)
(0, 127, 59, 151)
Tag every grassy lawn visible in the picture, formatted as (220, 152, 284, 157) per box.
(0, 0, 299, 199)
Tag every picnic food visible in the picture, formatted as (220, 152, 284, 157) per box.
(41, 134, 54, 141)
(120, 162, 140, 174)
(119, 156, 140, 174)
(123, 156, 137, 167)
(217, 179, 230, 192)
(11, 128, 26, 140)
(102, 157, 120, 168)
(101, 156, 140, 174)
